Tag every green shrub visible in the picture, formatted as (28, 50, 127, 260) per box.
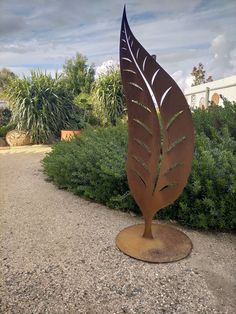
(4, 71, 82, 144)
(73, 93, 101, 127)
(43, 123, 137, 210)
(62, 53, 95, 96)
(193, 99, 236, 141)
(159, 131, 236, 230)
(0, 107, 12, 126)
(43, 103, 236, 231)
(0, 123, 16, 137)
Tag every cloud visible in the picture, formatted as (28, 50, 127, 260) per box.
(8, 66, 63, 78)
(230, 48, 236, 69)
(208, 34, 236, 79)
(172, 70, 193, 90)
(0, 0, 235, 82)
(0, 40, 39, 53)
(0, 15, 25, 35)
(95, 59, 119, 79)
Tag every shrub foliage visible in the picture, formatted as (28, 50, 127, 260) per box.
(63, 53, 95, 96)
(43, 124, 134, 208)
(0, 107, 12, 126)
(0, 107, 15, 138)
(43, 103, 236, 230)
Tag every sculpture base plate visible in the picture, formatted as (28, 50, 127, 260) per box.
(116, 223, 192, 263)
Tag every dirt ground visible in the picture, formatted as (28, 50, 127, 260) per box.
(0, 146, 235, 313)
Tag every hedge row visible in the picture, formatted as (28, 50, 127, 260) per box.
(43, 103, 236, 231)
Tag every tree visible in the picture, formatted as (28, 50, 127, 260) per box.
(191, 63, 213, 86)
(93, 68, 126, 126)
(63, 53, 95, 95)
(0, 68, 16, 93)
(73, 93, 100, 127)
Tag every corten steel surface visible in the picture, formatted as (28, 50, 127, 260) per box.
(211, 93, 220, 106)
(116, 224, 193, 263)
(116, 8, 194, 263)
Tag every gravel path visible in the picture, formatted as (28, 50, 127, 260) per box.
(0, 146, 235, 314)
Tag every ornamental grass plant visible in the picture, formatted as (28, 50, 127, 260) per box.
(5, 71, 81, 144)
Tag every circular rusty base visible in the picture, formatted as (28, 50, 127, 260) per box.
(116, 224, 192, 263)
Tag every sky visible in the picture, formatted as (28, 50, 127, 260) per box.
(0, 0, 236, 89)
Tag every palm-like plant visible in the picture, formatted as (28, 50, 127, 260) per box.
(5, 71, 79, 143)
(93, 69, 125, 126)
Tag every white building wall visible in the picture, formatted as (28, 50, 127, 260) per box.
(184, 75, 236, 109)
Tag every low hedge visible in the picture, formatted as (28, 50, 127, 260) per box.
(0, 123, 15, 137)
(43, 103, 236, 231)
(43, 124, 133, 208)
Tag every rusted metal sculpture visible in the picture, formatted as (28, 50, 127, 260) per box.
(116, 8, 194, 263)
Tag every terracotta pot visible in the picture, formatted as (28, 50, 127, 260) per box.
(61, 130, 81, 141)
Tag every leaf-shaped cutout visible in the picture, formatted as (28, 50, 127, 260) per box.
(120, 7, 194, 227)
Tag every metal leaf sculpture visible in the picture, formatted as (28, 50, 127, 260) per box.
(116, 8, 194, 263)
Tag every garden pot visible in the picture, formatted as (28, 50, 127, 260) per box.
(61, 130, 81, 141)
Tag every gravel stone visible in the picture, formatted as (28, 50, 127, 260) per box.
(0, 146, 235, 314)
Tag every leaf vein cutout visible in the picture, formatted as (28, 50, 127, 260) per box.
(133, 119, 152, 135)
(131, 100, 151, 112)
(133, 138, 151, 154)
(136, 48, 140, 59)
(165, 162, 184, 174)
(159, 182, 178, 192)
(132, 155, 149, 171)
(151, 69, 160, 85)
(124, 22, 158, 107)
(131, 169, 147, 187)
(166, 110, 184, 130)
(123, 69, 136, 74)
(167, 136, 186, 153)
(160, 86, 172, 106)
(128, 82, 143, 91)
(143, 56, 147, 71)
(122, 57, 132, 63)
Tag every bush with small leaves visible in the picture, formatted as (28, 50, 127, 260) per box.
(43, 101, 236, 230)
